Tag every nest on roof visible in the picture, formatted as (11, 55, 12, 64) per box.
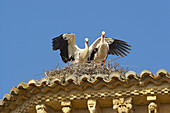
(44, 59, 129, 81)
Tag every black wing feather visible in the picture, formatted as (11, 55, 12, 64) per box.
(108, 39, 131, 57)
(52, 34, 71, 63)
(88, 48, 98, 61)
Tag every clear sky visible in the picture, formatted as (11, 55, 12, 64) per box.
(1, 0, 170, 99)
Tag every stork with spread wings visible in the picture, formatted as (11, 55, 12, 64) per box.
(52, 33, 89, 64)
(88, 31, 131, 63)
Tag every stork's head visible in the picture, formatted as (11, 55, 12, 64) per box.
(63, 33, 75, 40)
(101, 31, 105, 42)
(85, 38, 89, 47)
(102, 31, 105, 38)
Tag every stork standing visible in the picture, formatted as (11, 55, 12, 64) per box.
(52, 33, 89, 64)
(88, 31, 131, 63)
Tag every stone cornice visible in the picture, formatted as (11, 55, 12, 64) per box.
(0, 69, 169, 112)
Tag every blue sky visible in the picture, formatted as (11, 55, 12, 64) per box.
(1, 0, 170, 99)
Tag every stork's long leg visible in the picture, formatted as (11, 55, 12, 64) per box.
(94, 58, 96, 63)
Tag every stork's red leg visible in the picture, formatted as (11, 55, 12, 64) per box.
(94, 58, 96, 63)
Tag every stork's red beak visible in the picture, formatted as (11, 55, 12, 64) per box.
(86, 41, 89, 47)
(101, 31, 105, 40)
(102, 34, 104, 38)
(102, 33, 105, 43)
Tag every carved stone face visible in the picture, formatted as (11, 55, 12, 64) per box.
(148, 102, 157, 111)
(118, 105, 129, 113)
(36, 104, 47, 113)
(87, 100, 96, 113)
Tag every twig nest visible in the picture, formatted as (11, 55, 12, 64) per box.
(44, 61, 128, 81)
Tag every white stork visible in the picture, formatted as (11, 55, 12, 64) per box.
(88, 31, 131, 63)
(52, 33, 89, 64)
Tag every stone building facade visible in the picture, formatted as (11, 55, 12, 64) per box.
(0, 69, 169, 113)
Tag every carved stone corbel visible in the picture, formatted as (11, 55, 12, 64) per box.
(148, 102, 157, 113)
(61, 101, 71, 113)
(62, 107, 71, 113)
(36, 104, 48, 113)
(147, 96, 158, 113)
(87, 99, 97, 113)
(113, 97, 133, 113)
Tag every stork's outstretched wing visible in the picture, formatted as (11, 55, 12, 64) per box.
(105, 38, 131, 57)
(88, 37, 131, 62)
(88, 38, 101, 61)
(52, 34, 78, 63)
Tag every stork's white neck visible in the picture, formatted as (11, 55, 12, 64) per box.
(101, 31, 105, 43)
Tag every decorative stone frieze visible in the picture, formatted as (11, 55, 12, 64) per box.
(113, 97, 133, 113)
